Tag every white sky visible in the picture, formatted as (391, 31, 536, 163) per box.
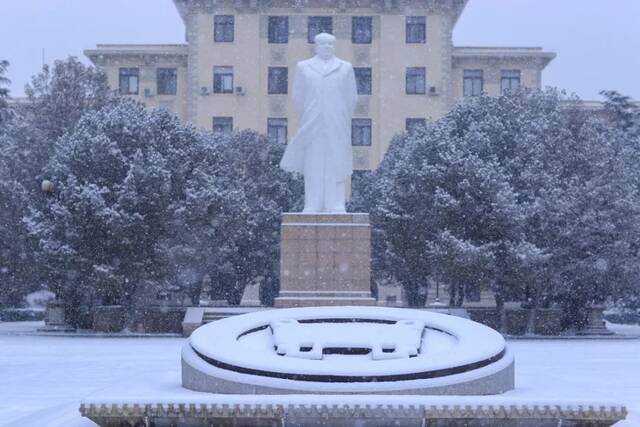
(1, 0, 638, 100)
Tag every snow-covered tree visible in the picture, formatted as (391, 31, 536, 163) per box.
(169, 130, 303, 306)
(26, 99, 302, 327)
(0, 94, 44, 307)
(24, 57, 111, 142)
(354, 88, 640, 328)
(600, 90, 640, 137)
(354, 104, 537, 307)
(539, 97, 640, 327)
(25, 100, 204, 327)
(1, 58, 111, 196)
(0, 160, 40, 308)
(210, 130, 303, 304)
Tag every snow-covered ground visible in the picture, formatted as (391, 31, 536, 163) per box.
(0, 322, 638, 426)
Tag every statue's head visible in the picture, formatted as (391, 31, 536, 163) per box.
(314, 33, 336, 60)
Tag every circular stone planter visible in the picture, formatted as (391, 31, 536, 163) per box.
(182, 306, 514, 395)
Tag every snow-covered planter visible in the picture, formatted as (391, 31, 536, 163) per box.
(182, 306, 514, 395)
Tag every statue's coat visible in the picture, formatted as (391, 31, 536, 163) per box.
(280, 56, 358, 181)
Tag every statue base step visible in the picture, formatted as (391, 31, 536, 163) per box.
(274, 291, 376, 307)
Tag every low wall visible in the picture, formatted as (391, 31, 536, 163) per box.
(467, 308, 562, 336)
(92, 305, 186, 333)
(141, 306, 186, 333)
(0, 308, 45, 322)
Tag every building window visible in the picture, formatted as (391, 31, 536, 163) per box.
(213, 117, 233, 134)
(463, 69, 483, 97)
(214, 15, 234, 42)
(267, 118, 288, 144)
(353, 67, 372, 95)
(268, 16, 289, 43)
(406, 118, 426, 132)
(406, 16, 426, 43)
(352, 16, 372, 44)
(119, 68, 139, 95)
(157, 68, 177, 95)
(308, 16, 333, 43)
(406, 67, 426, 95)
(268, 67, 288, 94)
(213, 66, 234, 94)
(352, 118, 372, 146)
(501, 70, 521, 94)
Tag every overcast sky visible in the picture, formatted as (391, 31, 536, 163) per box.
(1, 0, 638, 100)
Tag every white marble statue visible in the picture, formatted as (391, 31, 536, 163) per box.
(280, 33, 358, 213)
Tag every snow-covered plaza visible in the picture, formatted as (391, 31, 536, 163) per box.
(0, 321, 638, 426)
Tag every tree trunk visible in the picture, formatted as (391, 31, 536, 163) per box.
(454, 284, 465, 307)
(449, 284, 456, 307)
(495, 290, 506, 332)
(525, 285, 541, 335)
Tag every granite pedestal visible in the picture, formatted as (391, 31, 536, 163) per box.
(274, 213, 375, 307)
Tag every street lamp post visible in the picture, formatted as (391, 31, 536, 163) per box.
(38, 179, 75, 333)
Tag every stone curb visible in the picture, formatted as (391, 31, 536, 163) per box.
(79, 401, 627, 425)
(0, 331, 182, 338)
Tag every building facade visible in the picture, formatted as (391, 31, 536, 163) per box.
(85, 0, 555, 170)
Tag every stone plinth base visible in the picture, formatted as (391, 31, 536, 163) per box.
(38, 301, 75, 333)
(579, 305, 614, 336)
(275, 213, 374, 308)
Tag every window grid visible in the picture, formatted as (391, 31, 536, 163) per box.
(354, 67, 372, 95)
(352, 16, 372, 44)
(212, 117, 233, 134)
(406, 67, 426, 95)
(406, 16, 426, 43)
(213, 66, 234, 94)
(463, 69, 483, 97)
(267, 118, 288, 144)
(157, 68, 177, 95)
(352, 118, 372, 146)
(214, 15, 234, 42)
(308, 16, 333, 43)
(501, 70, 521, 94)
(268, 67, 288, 94)
(268, 16, 289, 44)
(119, 68, 139, 95)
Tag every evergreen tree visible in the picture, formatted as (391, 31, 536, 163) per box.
(25, 100, 202, 327)
(24, 57, 111, 142)
(26, 99, 303, 327)
(170, 130, 303, 306)
(353, 89, 640, 328)
(0, 159, 40, 308)
(1, 57, 111, 196)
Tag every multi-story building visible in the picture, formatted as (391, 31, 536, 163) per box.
(85, 0, 555, 171)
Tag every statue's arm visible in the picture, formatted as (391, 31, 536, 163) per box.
(292, 63, 306, 116)
(346, 64, 358, 115)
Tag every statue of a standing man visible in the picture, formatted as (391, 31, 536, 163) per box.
(280, 33, 358, 213)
